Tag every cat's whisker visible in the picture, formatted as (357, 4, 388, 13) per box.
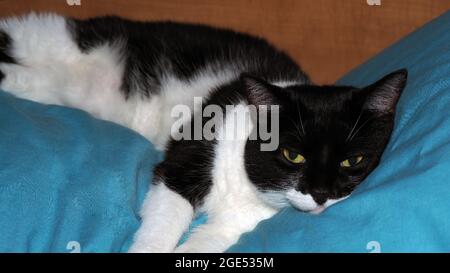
(296, 100, 306, 135)
(286, 132, 303, 142)
(348, 117, 374, 141)
(286, 116, 304, 141)
(346, 110, 363, 141)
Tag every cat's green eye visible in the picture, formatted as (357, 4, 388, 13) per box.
(282, 149, 306, 164)
(340, 156, 364, 168)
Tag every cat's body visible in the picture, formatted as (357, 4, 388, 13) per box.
(0, 14, 307, 149)
(0, 13, 407, 252)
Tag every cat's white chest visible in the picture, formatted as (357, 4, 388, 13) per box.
(186, 104, 277, 252)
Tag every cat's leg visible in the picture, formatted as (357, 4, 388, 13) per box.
(0, 15, 79, 104)
(174, 201, 277, 253)
(128, 180, 194, 253)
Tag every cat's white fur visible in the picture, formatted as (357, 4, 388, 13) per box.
(128, 182, 194, 253)
(0, 13, 341, 253)
(174, 104, 278, 252)
(137, 68, 238, 149)
(0, 13, 132, 128)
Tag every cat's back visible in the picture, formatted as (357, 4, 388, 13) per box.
(0, 13, 308, 91)
(70, 15, 307, 83)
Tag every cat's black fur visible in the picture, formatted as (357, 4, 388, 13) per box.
(64, 16, 310, 208)
(0, 30, 15, 82)
(68, 17, 309, 98)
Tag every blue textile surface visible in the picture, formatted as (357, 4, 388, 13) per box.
(227, 11, 450, 252)
(0, 91, 163, 252)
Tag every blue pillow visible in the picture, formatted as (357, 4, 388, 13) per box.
(0, 91, 163, 252)
(227, 11, 450, 252)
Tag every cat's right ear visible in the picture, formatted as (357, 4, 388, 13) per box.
(240, 74, 281, 107)
(361, 69, 408, 114)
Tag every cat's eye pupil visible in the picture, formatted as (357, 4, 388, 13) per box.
(289, 151, 297, 159)
(348, 157, 358, 165)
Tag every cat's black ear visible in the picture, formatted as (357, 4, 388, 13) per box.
(361, 69, 408, 113)
(240, 74, 280, 106)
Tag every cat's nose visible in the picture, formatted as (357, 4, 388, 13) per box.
(311, 188, 328, 205)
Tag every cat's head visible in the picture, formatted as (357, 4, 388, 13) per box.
(242, 69, 407, 213)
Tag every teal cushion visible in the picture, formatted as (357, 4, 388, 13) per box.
(228, 11, 450, 253)
(0, 91, 163, 252)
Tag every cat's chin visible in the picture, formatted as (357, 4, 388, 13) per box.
(287, 191, 351, 214)
(291, 204, 325, 214)
(285, 189, 319, 212)
(309, 206, 326, 214)
(308, 196, 351, 214)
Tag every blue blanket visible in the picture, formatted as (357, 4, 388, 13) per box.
(0, 91, 163, 252)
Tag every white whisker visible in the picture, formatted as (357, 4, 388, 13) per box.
(296, 100, 306, 135)
(348, 117, 373, 141)
(346, 110, 363, 141)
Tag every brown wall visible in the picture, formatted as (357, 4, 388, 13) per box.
(0, 0, 448, 84)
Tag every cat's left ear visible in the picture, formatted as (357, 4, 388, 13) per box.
(361, 69, 408, 113)
(240, 74, 281, 107)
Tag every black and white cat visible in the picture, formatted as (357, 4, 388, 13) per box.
(0, 13, 407, 253)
